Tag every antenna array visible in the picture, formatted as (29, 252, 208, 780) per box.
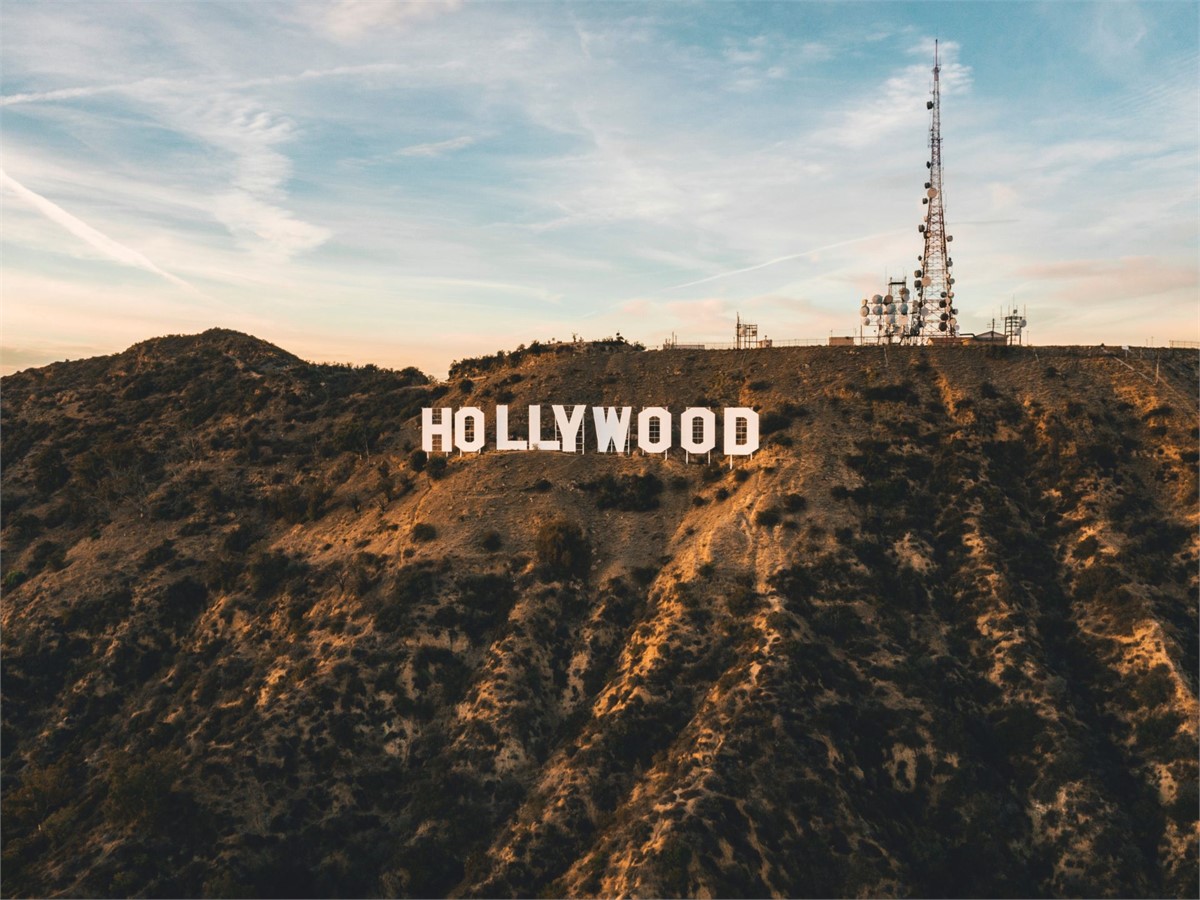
(914, 40, 958, 337)
(858, 42, 959, 342)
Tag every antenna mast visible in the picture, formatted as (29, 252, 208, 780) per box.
(914, 40, 957, 338)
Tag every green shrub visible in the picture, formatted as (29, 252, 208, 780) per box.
(1167, 779, 1198, 824)
(103, 748, 182, 827)
(755, 508, 781, 527)
(412, 522, 438, 542)
(759, 411, 793, 435)
(139, 539, 176, 570)
(535, 519, 590, 581)
(265, 481, 330, 523)
(30, 447, 70, 494)
(727, 582, 759, 616)
(584, 473, 663, 511)
(861, 382, 918, 404)
(162, 577, 208, 629)
(223, 523, 259, 554)
(249, 550, 291, 597)
(479, 530, 503, 552)
(29, 540, 67, 573)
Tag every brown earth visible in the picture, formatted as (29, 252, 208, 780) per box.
(1, 329, 1197, 897)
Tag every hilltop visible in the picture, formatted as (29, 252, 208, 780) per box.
(2, 330, 1197, 898)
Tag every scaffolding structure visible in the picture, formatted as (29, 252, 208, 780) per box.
(735, 314, 759, 349)
(1004, 307, 1027, 345)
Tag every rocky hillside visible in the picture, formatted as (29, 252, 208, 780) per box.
(2, 329, 1197, 898)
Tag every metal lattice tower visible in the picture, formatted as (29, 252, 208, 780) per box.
(914, 41, 957, 338)
(735, 313, 759, 349)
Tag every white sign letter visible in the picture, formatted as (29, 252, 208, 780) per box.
(637, 407, 672, 454)
(723, 407, 759, 456)
(422, 407, 453, 453)
(495, 405, 528, 451)
(553, 405, 586, 453)
(592, 406, 632, 453)
(454, 407, 486, 453)
(680, 408, 716, 454)
(528, 405, 561, 451)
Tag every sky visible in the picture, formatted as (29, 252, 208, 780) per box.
(1, 0, 1197, 376)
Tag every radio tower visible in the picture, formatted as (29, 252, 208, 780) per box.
(914, 41, 957, 337)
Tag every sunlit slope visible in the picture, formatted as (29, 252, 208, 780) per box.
(2, 330, 1196, 898)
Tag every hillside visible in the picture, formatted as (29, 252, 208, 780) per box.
(2, 328, 1197, 898)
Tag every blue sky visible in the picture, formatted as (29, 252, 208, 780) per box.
(2, 0, 1197, 375)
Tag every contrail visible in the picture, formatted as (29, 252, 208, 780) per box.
(1, 168, 200, 295)
(663, 228, 909, 291)
(0, 64, 412, 107)
(0, 78, 166, 107)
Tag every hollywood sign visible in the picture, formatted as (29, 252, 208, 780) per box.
(422, 405, 760, 457)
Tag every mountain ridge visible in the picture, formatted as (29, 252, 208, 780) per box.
(2, 332, 1196, 898)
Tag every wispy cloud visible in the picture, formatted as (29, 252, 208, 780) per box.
(662, 230, 910, 291)
(316, 0, 463, 43)
(0, 1, 1195, 375)
(0, 168, 199, 293)
(826, 40, 971, 148)
(397, 136, 477, 158)
(0, 76, 168, 107)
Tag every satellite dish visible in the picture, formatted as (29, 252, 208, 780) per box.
(873, 305, 883, 315)
(1020, 318, 1027, 327)
(872, 294, 883, 302)
(947, 235, 953, 242)
(900, 303, 909, 314)
(949, 317, 957, 326)
(938, 321, 948, 331)
(860, 307, 869, 317)
(927, 188, 938, 199)
(914, 269, 923, 278)
(884, 294, 894, 303)
(921, 275, 932, 286)
(922, 198, 929, 204)
(924, 182, 931, 189)
(926, 100, 934, 110)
